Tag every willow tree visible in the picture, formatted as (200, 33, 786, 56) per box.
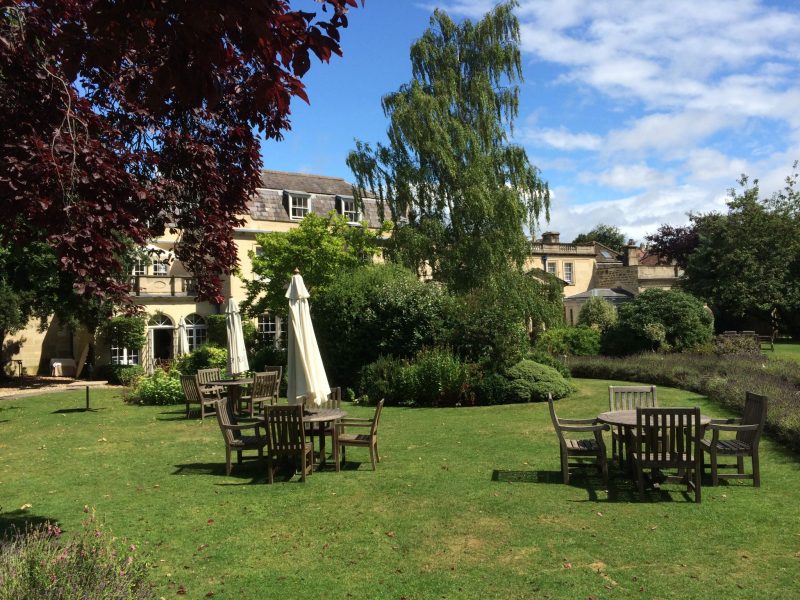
(347, 1, 549, 292)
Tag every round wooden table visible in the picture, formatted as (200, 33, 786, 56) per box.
(208, 378, 253, 412)
(302, 408, 347, 468)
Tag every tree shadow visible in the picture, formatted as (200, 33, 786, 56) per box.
(0, 509, 62, 539)
(52, 408, 102, 414)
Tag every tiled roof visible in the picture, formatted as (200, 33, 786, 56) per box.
(259, 170, 358, 196)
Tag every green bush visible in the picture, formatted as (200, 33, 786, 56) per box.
(358, 355, 410, 406)
(250, 345, 287, 373)
(130, 370, 183, 405)
(205, 314, 228, 347)
(100, 316, 146, 355)
(603, 289, 713, 355)
(472, 372, 511, 405)
(0, 515, 154, 599)
(98, 364, 145, 386)
(536, 326, 601, 357)
(174, 344, 228, 375)
(314, 264, 452, 388)
(525, 350, 571, 378)
(577, 296, 618, 331)
(505, 359, 574, 402)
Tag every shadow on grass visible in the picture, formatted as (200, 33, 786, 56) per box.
(52, 408, 103, 414)
(0, 510, 61, 539)
(157, 409, 190, 422)
(492, 468, 701, 503)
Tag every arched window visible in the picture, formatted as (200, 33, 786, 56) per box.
(148, 314, 174, 328)
(185, 314, 207, 351)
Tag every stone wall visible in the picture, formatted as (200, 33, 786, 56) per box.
(592, 265, 639, 293)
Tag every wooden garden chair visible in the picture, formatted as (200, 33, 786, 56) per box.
(214, 399, 268, 475)
(196, 367, 225, 400)
(239, 371, 279, 417)
(701, 392, 767, 487)
(632, 407, 702, 503)
(179, 374, 218, 420)
(335, 398, 383, 472)
(263, 365, 283, 402)
(263, 404, 313, 483)
(608, 385, 657, 462)
(305, 387, 341, 456)
(548, 394, 609, 485)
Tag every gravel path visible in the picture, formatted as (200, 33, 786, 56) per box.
(0, 377, 118, 400)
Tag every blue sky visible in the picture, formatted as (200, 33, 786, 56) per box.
(262, 0, 800, 242)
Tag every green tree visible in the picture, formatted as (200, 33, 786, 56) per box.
(682, 169, 800, 333)
(577, 296, 618, 331)
(243, 212, 389, 317)
(604, 289, 713, 354)
(572, 224, 627, 253)
(347, 2, 550, 291)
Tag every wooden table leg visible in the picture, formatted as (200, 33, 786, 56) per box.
(318, 421, 327, 468)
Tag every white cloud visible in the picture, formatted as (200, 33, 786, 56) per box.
(524, 127, 601, 151)
(591, 163, 674, 191)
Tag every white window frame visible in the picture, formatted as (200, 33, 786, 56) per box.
(338, 195, 360, 224)
(546, 261, 557, 277)
(111, 346, 139, 365)
(287, 192, 310, 220)
(131, 259, 147, 276)
(152, 260, 169, 276)
(563, 262, 574, 284)
(185, 314, 207, 352)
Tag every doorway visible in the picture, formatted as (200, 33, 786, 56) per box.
(152, 328, 173, 361)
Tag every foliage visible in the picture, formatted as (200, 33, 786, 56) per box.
(571, 224, 627, 253)
(576, 296, 618, 331)
(98, 364, 145, 387)
(358, 349, 470, 407)
(570, 352, 800, 453)
(713, 334, 762, 356)
(0, 280, 23, 345)
(130, 370, 183, 406)
(174, 345, 228, 375)
(603, 289, 713, 355)
(100, 317, 146, 355)
(0, 515, 154, 599)
(244, 212, 389, 317)
(536, 326, 601, 357)
(1, 1, 359, 304)
(250, 346, 288, 373)
(314, 264, 452, 388)
(504, 360, 573, 402)
(471, 372, 512, 406)
(680, 169, 800, 335)
(644, 224, 699, 269)
(449, 270, 565, 369)
(347, 2, 549, 292)
(525, 350, 571, 379)
(204, 315, 228, 348)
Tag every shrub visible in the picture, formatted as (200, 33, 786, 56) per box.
(536, 326, 601, 357)
(569, 353, 800, 453)
(174, 344, 228, 375)
(713, 334, 762, 356)
(472, 372, 511, 405)
(604, 289, 713, 355)
(577, 296, 617, 331)
(100, 316, 146, 355)
(0, 515, 154, 599)
(130, 370, 183, 405)
(98, 364, 145, 386)
(205, 314, 228, 347)
(525, 349, 571, 378)
(505, 360, 574, 402)
(358, 349, 470, 407)
(314, 264, 452, 388)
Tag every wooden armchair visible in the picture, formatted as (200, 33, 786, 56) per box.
(701, 391, 767, 487)
(239, 371, 279, 417)
(608, 385, 657, 461)
(263, 404, 314, 483)
(632, 407, 702, 503)
(214, 399, 268, 475)
(196, 368, 225, 399)
(335, 399, 383, 472)
(264, 365, 283, 401)
(179, 374, 218, 420)
(548, 395, 609, 485)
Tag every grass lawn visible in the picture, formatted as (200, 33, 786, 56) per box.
(772, 341, 800, 363)
(1, 380, 799, 599)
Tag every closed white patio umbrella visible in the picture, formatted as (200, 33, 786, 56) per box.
(286, 269, 330, 407)
(226, 298, 250, 375)
(176, 316, 190, 357)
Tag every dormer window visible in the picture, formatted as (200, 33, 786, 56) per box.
(337, 195, 360, 223)
(285, 191, 311, 220)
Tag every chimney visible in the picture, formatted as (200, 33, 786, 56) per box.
(625, 243, 639, 266)
(542, 231, 560, 244)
